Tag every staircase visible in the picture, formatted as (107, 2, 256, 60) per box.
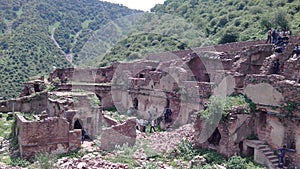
(245, 140, 288, 169)
(257, 143, 280, 169)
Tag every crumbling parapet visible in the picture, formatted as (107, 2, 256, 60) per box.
(16, 114, 81, 159)
(0, 92, 48, 113)
(194, 113, 254, 158)
(100, 118, 136, 151)
(47, 92, 102, 139)
(244, 74, 300, 104)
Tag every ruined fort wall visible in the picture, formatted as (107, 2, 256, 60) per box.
(193, 114, 254, 158)
(49, 65, 117, 84)
(46, 93, 103, 139)
(258, 115, 300, 166)
(100, 118, 136, 151)
(16, 115, 81, 159)
(0, 92, 48, 113)
(244, 74, 300, 104)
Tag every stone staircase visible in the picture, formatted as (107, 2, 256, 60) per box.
(257, 143, 280, 169)
(245, 139, 288, 169)
(256, 141, 289, 169)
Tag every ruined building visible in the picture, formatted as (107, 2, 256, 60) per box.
(0, 35, 300, 168)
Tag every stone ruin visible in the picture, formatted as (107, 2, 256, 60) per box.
(1, 35, 300, 167)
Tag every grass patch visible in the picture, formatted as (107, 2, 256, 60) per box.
(104, 142, 142, 168)
(57, 149, 85, 159)
(0, 113, 13, 139)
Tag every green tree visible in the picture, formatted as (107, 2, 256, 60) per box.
(273, 9, 290, 29)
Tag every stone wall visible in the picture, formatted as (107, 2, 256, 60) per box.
(194, 114, 254, 157)
(49, 64, 117, 84)
(0, 92, 48, 113)
(100, 118, 136, 151)
(47, 92, 102, 139)
(16, 114, 81, 159)
(256, 114, 300, 166)
(283, 57, 300, 82)
(244, 74, 300, 104)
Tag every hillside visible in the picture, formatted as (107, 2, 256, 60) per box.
(1, 0, 300, 98)
(0, 0, 140, 98)
(100, 0, 300, 66)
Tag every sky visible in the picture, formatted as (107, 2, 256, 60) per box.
(101, 0, 166, 11)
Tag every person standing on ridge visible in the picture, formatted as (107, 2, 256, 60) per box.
(266, 28, 272, 44)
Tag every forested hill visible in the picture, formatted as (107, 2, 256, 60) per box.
(100, 0, 300, 66)
(151, 0, 300, 42)
(0, 0, 141, 98)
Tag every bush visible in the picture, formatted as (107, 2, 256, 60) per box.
(227, 156, 263, 169)
(10, 157, 31, 167)
(227, 156, 248, 169)
(177, 140, 195, 160)
(218, 26, 239, 44)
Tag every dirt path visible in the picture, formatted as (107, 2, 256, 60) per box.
(50, 28, 73, 64)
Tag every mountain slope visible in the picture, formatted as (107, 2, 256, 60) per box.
(151, 0, 300, 42)
(100, 0, 300, 66)
(0, 0, 140, 98)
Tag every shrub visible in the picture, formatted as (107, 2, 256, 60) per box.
(142, 163, 159, 169)
(227, 156, 248, 169)
(34, 153, 57, 169)
(10, 157, 31, 167)
(219, 27, 239, 44)
(177, 140, 195, 160)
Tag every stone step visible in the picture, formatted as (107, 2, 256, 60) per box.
(260, 148, 272, 152)
(270, 158, 279, 164)
(264, 151, 274, 156)
(267, 155, 278, 160)
(258, 144, 268, 148)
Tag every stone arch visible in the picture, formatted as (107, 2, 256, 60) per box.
(139, 74, 145, 78)
(208, 128, 221, 146)
(133, 98, 138, 110)
(33, 83, 40, 92)
(74, 119, 83, 129)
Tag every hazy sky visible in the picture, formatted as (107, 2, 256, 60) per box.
(101, 0, 166, 11)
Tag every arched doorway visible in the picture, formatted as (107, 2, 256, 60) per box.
(34, 84, 40, 92)
(74, 119, 83, 129)
(208, 128, 221, 146)
(133, 98, 138, 110)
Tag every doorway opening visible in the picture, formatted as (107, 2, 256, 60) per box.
(133, 98, 138, 110)
(74, 119, 83, 129)
(34, 84, 40, 92)
(208, 128, 221, 146)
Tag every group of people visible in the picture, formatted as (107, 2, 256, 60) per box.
(266, 28, 291, 53)
(136, 119, 156, 133)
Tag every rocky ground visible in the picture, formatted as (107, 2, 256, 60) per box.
(0, 124, 226, 169)
(54, 124, 195, 169)
(55, 124, 227, 169)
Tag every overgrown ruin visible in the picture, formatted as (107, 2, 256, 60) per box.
(1, 35, 300, 168)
